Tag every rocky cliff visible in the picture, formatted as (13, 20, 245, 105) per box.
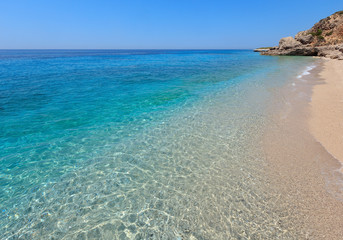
(261, 11, 343, 59)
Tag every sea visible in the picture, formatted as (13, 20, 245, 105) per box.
(0, 50, 318, 239)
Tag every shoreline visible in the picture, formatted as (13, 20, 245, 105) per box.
(309, 58, 343, 171)
(263, 58, 343, 239)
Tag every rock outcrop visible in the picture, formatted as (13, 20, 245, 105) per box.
(295, 31, 314, 44)
(261, 11, 343, 60)
(278, 36, 302, 50)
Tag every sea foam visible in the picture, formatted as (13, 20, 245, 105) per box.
(297, 65, 316, 79)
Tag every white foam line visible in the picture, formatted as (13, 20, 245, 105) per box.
(296, 65, 316, 79)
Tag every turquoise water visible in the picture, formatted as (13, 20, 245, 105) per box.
(0, 50, 316, 239)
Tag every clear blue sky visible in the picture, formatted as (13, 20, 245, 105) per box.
(0, 0, 342, 49)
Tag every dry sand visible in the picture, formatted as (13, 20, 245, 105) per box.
(309, 59, 343, 169)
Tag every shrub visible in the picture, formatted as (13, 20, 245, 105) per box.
(310, 29, 324, 41)
(310, 29, 323, 36)
(326, 31, 333, 36)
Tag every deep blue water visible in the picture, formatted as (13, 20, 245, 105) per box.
(0, 50, 316, 239)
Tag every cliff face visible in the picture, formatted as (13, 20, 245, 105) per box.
(262, 11, 343, 59)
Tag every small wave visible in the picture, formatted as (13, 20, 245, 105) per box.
(297, 65, 316, 79)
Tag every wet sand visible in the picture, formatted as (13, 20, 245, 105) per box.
(263, 59, 343, 239)
(309, 59, 343, 170)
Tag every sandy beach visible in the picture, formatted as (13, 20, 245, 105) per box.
(262, 58, 343, 239)
(309, 59, 343, 169)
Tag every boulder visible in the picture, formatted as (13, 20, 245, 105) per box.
(279, 37, 302, 50)
(317, 46, 343, 59)
(334, 44, 343, 53)
(295, 31, 314, 44)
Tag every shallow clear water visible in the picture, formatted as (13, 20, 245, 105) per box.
(0, 50, 317, 239)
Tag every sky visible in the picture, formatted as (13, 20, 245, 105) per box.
(0, 0, 342, 49)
